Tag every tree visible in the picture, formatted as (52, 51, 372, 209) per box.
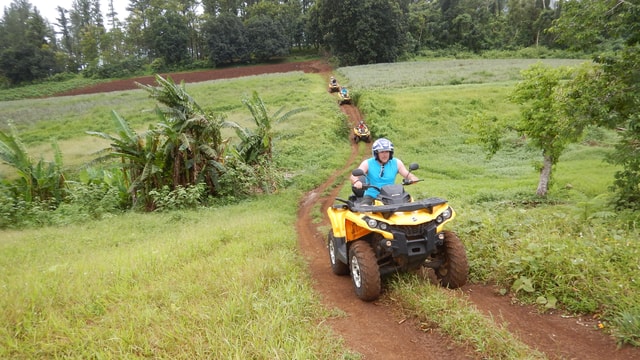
(176, 0, 202, 61)
(468, 64, 583, 197)
(506, 0, 542, 47)
(314, 0, 406, 65)
(244, 15, 289, 62)
(406, 1, 442, 51)
(0, 0, 59, 84)
(203, 13, 249, 65)
(60, 0, 107, 72)
(148, 9, 190, 66)
(125, 0, 153, 59)
(89, 76, 240, 210)
(54, 6, 79, 72)
(551, 0, 640, 209)
(510, 64, 586, 196)
(0, 123, 66, 204)
(202, 0, 242, 16)
(235, 91, 306, 164)
(245, 1, 305, 48)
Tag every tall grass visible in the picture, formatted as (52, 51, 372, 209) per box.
(0, 192, 359, 359)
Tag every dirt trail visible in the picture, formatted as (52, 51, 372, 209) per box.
(62, 60, 640, 360)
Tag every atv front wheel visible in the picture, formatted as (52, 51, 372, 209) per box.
(349, 240, 381, 301)
(434, 231, 468, 288)
(328, 231, 349, 275)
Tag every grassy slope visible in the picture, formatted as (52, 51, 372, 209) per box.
(1, 59, 638, 357)
(0, 194, 356, 358)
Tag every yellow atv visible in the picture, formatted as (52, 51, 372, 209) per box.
(326, 164, 468, 301)
(338, 87, 352, 105)
(353, 122, 371, 143)
(329, 78, 340, 93)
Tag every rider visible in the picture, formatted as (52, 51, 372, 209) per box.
(358, 120, 366, 132)
(350, 138, 419, 205)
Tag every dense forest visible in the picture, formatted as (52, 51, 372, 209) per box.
(0, 0, 607, 85)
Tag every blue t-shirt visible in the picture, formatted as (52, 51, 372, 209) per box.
(364, 157, 399, 198)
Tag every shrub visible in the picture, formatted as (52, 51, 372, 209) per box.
(148, 184, 206, 212)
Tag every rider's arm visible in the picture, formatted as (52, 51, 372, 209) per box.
(350, 161, 369, 189)
(397, 159, 419, 183)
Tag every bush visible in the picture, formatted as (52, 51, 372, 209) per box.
(217, 157, 285, 200)
(149, 58, 167, 73)
(81, 58, 147, 79)
(148, 184, 206, 212)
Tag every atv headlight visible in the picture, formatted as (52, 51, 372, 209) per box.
(436, 207, 453, 224)
(367, 219, 378, 228)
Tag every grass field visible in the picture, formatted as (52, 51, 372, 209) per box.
(1, 59, 638, 357)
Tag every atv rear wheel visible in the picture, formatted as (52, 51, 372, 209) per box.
(349, 240, 381, 301)
(328, 231, 349, 275)
(434, 231, 468, 288)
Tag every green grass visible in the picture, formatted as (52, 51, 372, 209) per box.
(337, 58, 588, 89)
(0, 193, 358, 359)
(1, 59, 639, 357)
(0, 75, 110, 101)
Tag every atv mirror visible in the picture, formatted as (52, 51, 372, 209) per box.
(352, 168, 365, 177)
(409, 163, 419, 171)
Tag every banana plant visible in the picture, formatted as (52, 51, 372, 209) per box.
(0, 122, 66, 203)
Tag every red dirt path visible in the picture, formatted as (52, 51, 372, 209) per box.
(63, 60, 640, 360)
(54, 61, 331, 96)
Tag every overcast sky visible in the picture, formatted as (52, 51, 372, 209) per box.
(24, 0, 129, 25)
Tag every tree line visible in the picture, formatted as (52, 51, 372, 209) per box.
(2, 0, 577, 85)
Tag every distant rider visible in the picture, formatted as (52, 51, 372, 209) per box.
(357, 121, 367, 134)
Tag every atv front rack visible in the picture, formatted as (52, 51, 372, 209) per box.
(332, 197, 448, 215)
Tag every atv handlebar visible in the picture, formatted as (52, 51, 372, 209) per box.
(402, 178, 423, 186)
(357, 178, 421, 191)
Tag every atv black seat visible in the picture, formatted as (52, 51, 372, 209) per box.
(350, 197, 448, 214)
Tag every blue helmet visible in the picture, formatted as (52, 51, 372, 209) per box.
(372, 138, 394, 160)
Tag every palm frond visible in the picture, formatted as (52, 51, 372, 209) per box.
(0, 122, 32, 172)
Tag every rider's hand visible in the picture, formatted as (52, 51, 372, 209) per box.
(353, 180, 363, 189)
(402, 178, 418, 185)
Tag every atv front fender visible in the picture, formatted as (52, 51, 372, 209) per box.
(327, 205, 379, 241)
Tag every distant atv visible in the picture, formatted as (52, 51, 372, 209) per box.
(353, 122, 371, 143)
(338, 87, 352, 105)
(329, 78, 340, 93)
(326, 164, 468, 301)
